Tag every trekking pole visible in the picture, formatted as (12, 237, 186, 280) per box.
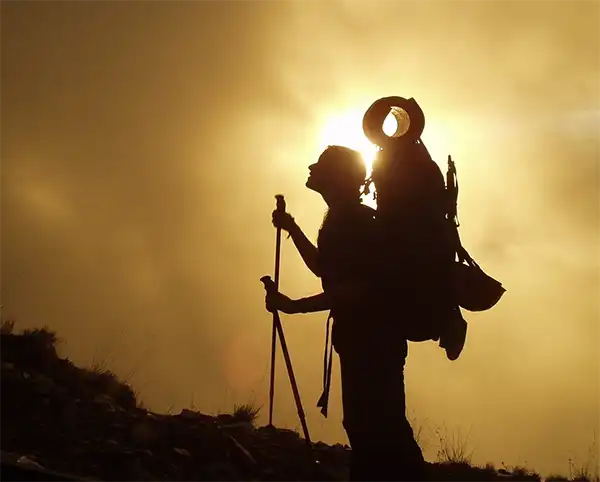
(267, 194, 285, 427)
(260, 275, 312, 444)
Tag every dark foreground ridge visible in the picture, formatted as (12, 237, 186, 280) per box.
(0, 325, 570, 481)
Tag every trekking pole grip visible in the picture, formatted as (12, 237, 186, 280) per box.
(275, 194, 286, 214)
(260, 275, 275, 292)
(273, 194, 285, 289)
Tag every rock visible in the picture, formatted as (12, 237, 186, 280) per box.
(130, 421, 158, 446)
(0, 452, 23, 465)
(31, 373, 56, 394)
(173, 447, 190, 457)
(180, 408, 197, 418)
(133, 449, 153, 458)
(180, 408, 212, 421)
(216, 413, 236, 425)
(225, 433, 257, 466)
(2, 362, 15, 370)
(129, 458, 153, 481)
(104, 396, 119, 407)
(262, 466, 275, 474)
(220, 420, 254, 431)
(323, 464, 349, 481)
(200, 462, 241, 481)
(277, 427, 301, 442)
(93, 394, 116, 407)
(256, 424, 281, 440)
(16, 455, 45, 471)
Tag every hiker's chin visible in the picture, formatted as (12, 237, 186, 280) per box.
(306, 176, 318, 191)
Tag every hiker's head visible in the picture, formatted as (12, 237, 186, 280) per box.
(306, 146, 367, 201)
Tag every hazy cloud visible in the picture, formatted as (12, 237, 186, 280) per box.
(2, 0, 598, 475)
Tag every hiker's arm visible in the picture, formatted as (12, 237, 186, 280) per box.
(272, 210, 320, 276)
(288, 222, 321, 276)
(295, 292, 330, 313)
(265, 291, 330, 314)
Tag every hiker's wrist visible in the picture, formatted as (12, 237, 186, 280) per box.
(287, 220, 301, 236)
(293, 297, 310, 314)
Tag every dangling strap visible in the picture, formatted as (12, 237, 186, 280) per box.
(316, 312, 334, 418)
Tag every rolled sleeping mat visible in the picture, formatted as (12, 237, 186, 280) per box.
(362, 96, 425, 149)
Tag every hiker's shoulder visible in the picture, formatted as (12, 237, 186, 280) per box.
(348, 204, 379, 239)
(335, 204, 376, 231)
(327, 203, 374, 221)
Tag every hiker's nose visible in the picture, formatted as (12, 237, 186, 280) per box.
(308, 163, 317, 172)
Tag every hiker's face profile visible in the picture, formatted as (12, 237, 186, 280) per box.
(306, 148, 365, 196)
(306, 152, 337, 193)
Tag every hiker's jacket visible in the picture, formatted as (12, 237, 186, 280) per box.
(316, 202, 383, 351)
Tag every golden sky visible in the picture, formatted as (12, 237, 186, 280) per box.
(2, 0, 599, 476)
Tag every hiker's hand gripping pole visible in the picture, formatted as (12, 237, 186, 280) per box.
(261, 275, 311, 444)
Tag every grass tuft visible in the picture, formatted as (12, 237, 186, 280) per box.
(434, 424, 474, 465)
(1, 319, 16, 334)
(568, 431, 600, 482)
(232, 401, 262, 425)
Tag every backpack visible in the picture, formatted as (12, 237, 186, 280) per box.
(362, 96, 506, 343)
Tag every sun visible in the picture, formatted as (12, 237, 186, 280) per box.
(317, 109, 398, 206)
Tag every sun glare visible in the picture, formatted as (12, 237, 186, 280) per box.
(318, 110, 399, 177)
(318, 109, 398, 207)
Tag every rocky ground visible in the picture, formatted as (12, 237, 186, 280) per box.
(0, 325, 570, 481)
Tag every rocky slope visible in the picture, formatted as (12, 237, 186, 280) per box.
(0, 326, 549, 481)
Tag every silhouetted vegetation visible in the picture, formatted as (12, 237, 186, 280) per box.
(232, 402, 262, 426)
(434, 425, 474, 465)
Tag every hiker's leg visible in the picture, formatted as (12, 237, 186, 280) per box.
(380, 347, 425, 479)
(338, 350, 369, 481)
(339, 343, 425, 481)
(364, 349, 425, 481)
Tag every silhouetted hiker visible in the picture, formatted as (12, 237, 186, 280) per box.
(264, 145, 427, 481)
